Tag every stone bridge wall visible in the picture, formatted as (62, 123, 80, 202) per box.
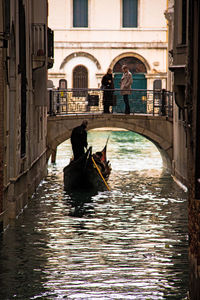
(47, 114, 173, 170)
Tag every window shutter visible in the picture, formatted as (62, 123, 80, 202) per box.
(73, 0, 88, 27)
(123, 0, 138, 28)
(73, 65, 88, 97)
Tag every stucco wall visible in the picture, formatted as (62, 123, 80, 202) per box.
(48, 0, 167, 89)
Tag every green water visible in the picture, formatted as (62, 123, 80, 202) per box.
(0, 130, 188, 299)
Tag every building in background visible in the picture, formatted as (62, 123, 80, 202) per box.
(48, 0, 168, 92)
(0, 0, 53, 230)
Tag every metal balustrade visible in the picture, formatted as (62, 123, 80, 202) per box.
(48, 88, 173, 118)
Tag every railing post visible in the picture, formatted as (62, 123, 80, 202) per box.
(168, 92, 173, 118)
(161, 89, 166, 116)
(56, 91, 60, 114)
(153, 91, 155, 116)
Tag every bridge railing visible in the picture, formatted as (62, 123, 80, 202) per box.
(47, 88, 173, 118)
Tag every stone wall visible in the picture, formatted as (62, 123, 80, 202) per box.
(0, 0, 51, 231)
(0, 47, 4, 216)
(0, 1, 4, 228)
(186, 0, 200, 298)
(47, 114, 173, 171)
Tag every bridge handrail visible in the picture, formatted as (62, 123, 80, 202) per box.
(48, 87, 172, 92)
(47, 88, 173, 118)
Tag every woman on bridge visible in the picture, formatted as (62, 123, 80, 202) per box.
(101, 68, 114, 114)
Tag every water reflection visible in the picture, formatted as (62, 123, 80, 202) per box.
(0, 130, 188, 299)
(66, 191, 96, 218)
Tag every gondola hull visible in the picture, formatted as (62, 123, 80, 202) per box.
(63, 148, 111, 192)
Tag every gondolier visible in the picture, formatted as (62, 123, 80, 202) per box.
(63, 144, 111, 192)
(71, 121, 88, 160)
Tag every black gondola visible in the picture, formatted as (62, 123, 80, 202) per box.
(63, 145, 111, 192)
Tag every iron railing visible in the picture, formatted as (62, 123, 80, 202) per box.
(48, 88, 173, 118)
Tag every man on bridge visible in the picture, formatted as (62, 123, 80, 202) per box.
(70, 120, 88, 160)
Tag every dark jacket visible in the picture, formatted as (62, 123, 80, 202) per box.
(101, 73, 114, 105)
(101, 73, 114, 90)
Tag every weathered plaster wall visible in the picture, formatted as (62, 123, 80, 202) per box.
(48, 0, 167, 89)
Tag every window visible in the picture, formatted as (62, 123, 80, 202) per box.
(123, 0, 138, 28)
(177, 0, 187, 45)
(181, 0, 187, 44)
(73, 65, 88, 97)
(19, 0, 27, 157)
(73, 0, 88, 27)
(113, 56, 146, 73)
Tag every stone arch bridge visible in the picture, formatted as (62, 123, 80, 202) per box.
(47, 114, 173, 170)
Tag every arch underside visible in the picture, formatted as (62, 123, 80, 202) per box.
(47, 117, 172, 170)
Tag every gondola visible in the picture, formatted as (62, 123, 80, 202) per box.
(63, 145, 111, 192)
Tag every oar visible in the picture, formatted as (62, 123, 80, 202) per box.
(91, 156, 111, 191)
(106, 134, 110, 146)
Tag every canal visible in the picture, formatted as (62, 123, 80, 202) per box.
(0, 129, 188, 299)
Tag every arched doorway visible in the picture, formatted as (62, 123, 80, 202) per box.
(73, 65, 88, 97)
(113, 56, 147, 113)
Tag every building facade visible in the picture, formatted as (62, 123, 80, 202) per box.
(168, 0, 188, 186)
(0, 1, 5, 232)
(186, 0, 200, 298)
(48, 0, 168, 91)
(0, 0, 53, 230)
(170, 0, 200, 298)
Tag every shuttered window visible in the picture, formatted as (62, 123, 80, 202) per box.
(123, 0, 138, 28)
(73, 0, 88, 27)
(73, 65, 88, 97)
(181, 0, 187, 44)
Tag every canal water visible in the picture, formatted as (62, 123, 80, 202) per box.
(0, 130, 188, 300)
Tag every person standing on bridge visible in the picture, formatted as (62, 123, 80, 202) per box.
(70, 120, 88, 160)
(120, 65, 133, 114)
(101, 68, 114, 113)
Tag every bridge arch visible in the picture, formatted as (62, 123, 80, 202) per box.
(47, 115, 173, 170)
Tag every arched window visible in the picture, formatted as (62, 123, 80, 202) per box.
(73, 65, 88, 97)
(113, 56, 147, 74)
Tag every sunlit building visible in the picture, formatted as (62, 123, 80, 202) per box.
(48, 0, 168, 91)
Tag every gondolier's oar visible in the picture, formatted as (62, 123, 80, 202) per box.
(105, 134, 110, 147)
(91, 156, 111, 191)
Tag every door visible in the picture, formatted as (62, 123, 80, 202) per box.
(113, 73, 147, 113)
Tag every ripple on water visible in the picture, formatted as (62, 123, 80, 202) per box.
(0, 131, 188, 300)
